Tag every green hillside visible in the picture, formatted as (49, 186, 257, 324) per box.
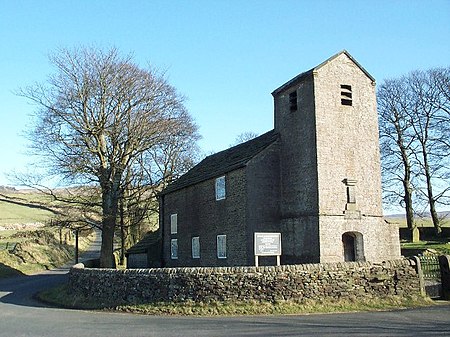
(0, 189, 56, 226)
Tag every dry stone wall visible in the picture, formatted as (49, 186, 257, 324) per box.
(69, 259, 421, 304)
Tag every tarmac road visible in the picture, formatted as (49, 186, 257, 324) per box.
(1, 269, 449, 337)
(1, 233, 449, 337)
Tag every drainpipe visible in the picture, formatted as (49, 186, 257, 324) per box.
(159, 194, 165, 268)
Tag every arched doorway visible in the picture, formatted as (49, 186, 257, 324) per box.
(342, 232, 365, 262)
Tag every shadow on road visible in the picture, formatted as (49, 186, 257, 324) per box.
(0, 268, 69, 308)
(0, 262, 25, 278)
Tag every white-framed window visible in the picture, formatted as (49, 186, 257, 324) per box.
(170, 213, 178, 234)
(215, 176, 226, 200)
(192, 236, 200, 259)
(217, 234, 227, 259)
(170, 239, 178, 259)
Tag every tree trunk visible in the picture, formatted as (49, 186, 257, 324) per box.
(430, 200, 441, 235)
(99, 173, 121, 268)
(404, 180, 418, 242)
(404, 180, 415, 229)
(99, 218, 115, 268)
(400, 144, 418, 242)
(422, 145, 442, 235)
(426, 177, 441, 235)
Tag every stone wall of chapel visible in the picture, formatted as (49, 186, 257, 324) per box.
(126, 253, 148, 269)
(319, 216, 401, 263)
(273, 74, 321, 264)
(273, 73, 319, 217)
(280, 216, 320, 264)
(245, 141, 282, 265)
(311, 53, 400, 262)
(313, 54, 383, 217)
(162, 168, 248, 267)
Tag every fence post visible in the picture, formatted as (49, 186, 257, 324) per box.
(75, 229, 79, 264)
(439, 255, 450, 300)
(412, 256, 426, 297)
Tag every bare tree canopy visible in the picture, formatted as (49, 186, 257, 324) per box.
(230, 131, 259, 147)
(17, 46, 200, 267)
(378, 77, 417, 234)
(378, 66, 450, 238)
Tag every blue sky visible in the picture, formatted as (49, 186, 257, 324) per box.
(0, 0, 449, 187)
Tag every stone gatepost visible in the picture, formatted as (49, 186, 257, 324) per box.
(412, 256, 426, 297)
(439, 255, 450, 300)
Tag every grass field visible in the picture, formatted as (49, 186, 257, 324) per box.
(0, 201, 54, 225)
(385, 216, 450, 229)
(401, 241, 450, 256)
(0, 190, 56, 226)
(0, 189, 94, 277)
(0, 230, 29, 250)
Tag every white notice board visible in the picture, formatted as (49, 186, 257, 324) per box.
(254, 232, 281, 256)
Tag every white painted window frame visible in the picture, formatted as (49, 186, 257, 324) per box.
(170, 213, 178, 234)
(217, 234, 227, 259)
(192, 236, 200, 259)
(215, 176, 226, 201)
(170, 238, 178, 259)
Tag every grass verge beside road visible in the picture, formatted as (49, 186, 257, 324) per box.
(38, 284, 434, 316)
(0, 227, 94, 277)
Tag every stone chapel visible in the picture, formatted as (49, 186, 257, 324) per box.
(128, 50, 401, 268)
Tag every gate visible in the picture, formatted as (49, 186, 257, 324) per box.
(419, 255, 442, 298)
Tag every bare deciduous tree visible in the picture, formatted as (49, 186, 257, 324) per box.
(378, 66, 450, 238)
(406, 69, 449, 234)
(17, 46, 200, 267)
(378, 78, 418, 239)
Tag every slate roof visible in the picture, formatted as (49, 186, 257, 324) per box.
(125, 231, 160, 255)
(161, 130, 279, 195)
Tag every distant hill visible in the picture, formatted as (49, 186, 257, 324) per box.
(0, 186, 17, 193)
(384, 211, 450, 219)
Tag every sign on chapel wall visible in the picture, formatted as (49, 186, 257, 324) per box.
(254, 232, 281, 266)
